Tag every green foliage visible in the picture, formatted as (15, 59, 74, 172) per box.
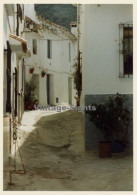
(86, 93, 132, 142)
(73, 62, 82, 98)
(35, 4, 77, 30)
(25, 79, 38, 110)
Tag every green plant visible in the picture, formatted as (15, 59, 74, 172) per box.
(86, 93, 132, 143)
(73, 62, 82, 99)
(24, 79, 38, 110)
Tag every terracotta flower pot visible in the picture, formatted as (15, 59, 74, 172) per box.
(41, 70, 46, 77)
(76, 100, 80, 107)
(99, 141, 112, 158)
(42, 73, 45, 77)
(27, 105, 32, 110)
(30, 68, 34, 74)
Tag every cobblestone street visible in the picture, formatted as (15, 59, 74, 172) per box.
(3, 109, 133, 191)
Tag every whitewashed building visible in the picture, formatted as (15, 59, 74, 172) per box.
(79, 4, 133, 150)
(3, 4, 30, 164)
(3, 4, 31, 121)
(23, 5, 77, 107)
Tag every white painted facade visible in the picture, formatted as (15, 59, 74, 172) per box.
(79, 4, 133, 150)
(24, 4, 36, 22)
(3, 4, 31, 159)
(3, 4, 30, 121)
(79, 4, 133, 100)
(23, 5, 77, 107)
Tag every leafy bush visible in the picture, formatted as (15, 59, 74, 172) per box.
(24, 79, 38, 110)
(86, 93, 132, 142)
(73, 62, 82, 101)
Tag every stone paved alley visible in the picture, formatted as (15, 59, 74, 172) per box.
(3, 109, 133, 191)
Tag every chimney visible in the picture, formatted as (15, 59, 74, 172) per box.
(70, 22, 77, 37)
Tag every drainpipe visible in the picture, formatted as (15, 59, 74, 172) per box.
(16, 4, 19, 36)
(77, 4, 81, 99)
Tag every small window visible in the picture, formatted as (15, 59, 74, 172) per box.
(33, 39, 37, 55)
(69, 42, 71, 62)
(47, 40, 52, 59)
(56, 97, 59, 103)
(119, 23, 133, 77)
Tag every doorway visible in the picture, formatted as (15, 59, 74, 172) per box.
(47, 74, 50, 105)
(68, 77, 72, 105)
(32, 74, 39, 101)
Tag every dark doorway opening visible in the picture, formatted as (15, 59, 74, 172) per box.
(47, 74, 50, 105)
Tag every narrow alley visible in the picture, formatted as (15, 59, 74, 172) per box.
(4, 109, 133, 191)
(3, 4, 133, 192)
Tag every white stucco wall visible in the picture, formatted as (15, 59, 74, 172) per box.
(3, 5, 11, 48)
(71, 26, 77, 37)
(80, 4, 133, 95)
(24, 24, 77, 106)
(24, 4, 36, 21)
(3, 4, 29, 120)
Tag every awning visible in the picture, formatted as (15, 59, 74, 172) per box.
(9, 33, 28, 53)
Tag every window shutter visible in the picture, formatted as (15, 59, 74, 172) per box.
(14, 67, 17, 117)
(6, 41, 11, 113)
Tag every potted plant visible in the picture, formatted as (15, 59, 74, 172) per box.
(24, 79, 38, 110)
(86, 93, 132, 158)
(30, 67, 34, 74)
(41, 70, 46, 77)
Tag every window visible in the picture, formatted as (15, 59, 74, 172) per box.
(47, 40, 52, 59)
(69, 42, 71, 62)
(123, 27, 133, 75)
(119, 23, 133, 77)
(56, 97, 59, 103)
(33, 39, 37, 55)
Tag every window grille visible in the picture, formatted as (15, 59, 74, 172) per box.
(119, 23, 133, 77)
